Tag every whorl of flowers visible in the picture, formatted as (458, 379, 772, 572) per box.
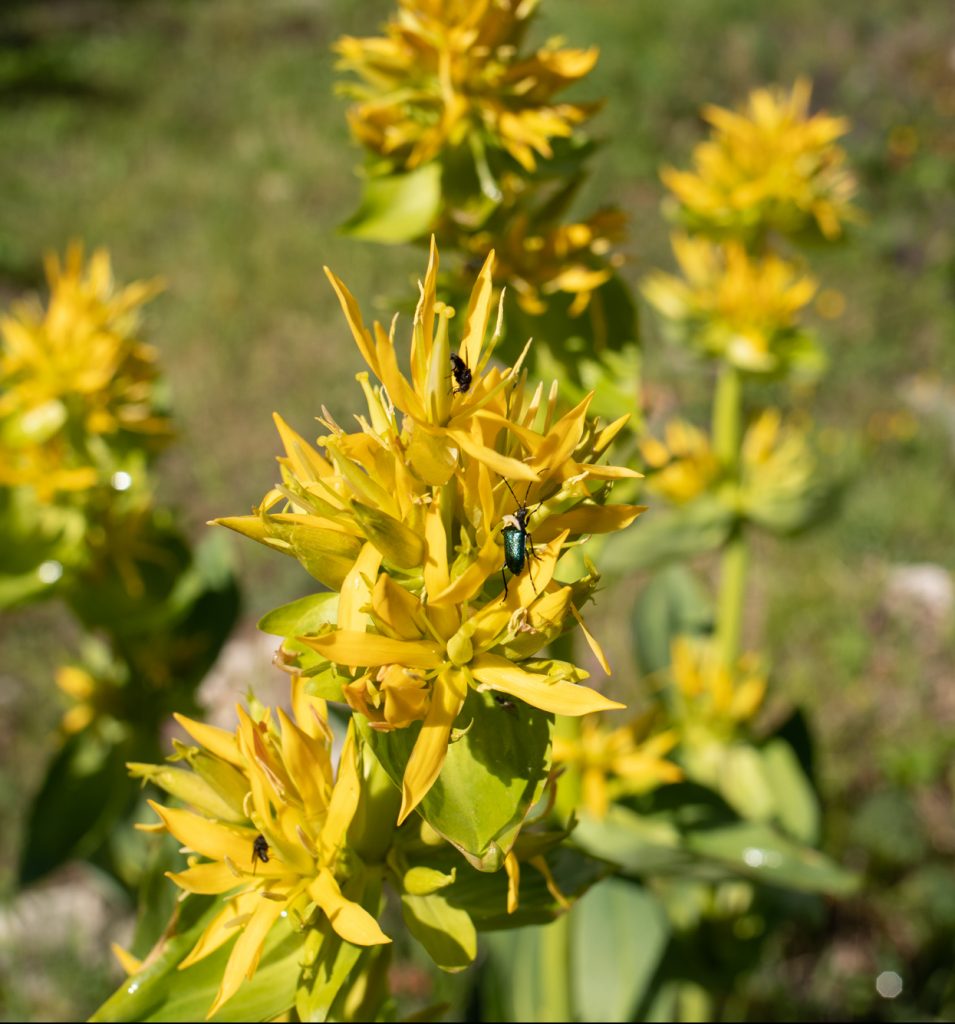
(642, 234, 819, 374)
(0, 243, 168, 499)
(335, 0, 600, 174)
(661, 78, 858, 241)
(129, 683, 389, 1018)
(218, 239, 644, 822)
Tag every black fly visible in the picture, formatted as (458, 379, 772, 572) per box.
(449, 352, 472, 395)
(251, 833, 270, 871)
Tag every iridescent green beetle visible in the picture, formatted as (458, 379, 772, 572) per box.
(501, 480, 543, 597)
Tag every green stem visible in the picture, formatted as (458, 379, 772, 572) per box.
(540, 913, 574, 1022)
(716, 527, 748, 668)
(712, 361, 742, 463)
(712, 362, 747, 668)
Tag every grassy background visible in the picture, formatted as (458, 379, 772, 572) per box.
(1, 0, 953, 1019)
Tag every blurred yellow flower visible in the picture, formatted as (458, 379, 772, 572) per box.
(662, 78, 858, 240)
(640, 418, 719, 504)
(464, 206, 627, 318)
(668, 635, 765, 745)
(131, 687, 389, 1019)
(335, 0, 599, 174)
(642, 234, 819, 373)
(552, 715, 682, 818)
(0, 243, 169, 497)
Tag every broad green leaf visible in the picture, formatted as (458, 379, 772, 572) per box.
(91, 894, 300, 1022)
(258, 591, 339, 637)
(761, 738, 820, 844)
(401, 892, 478, 972)
(359, 690, 551, 870)
(631, 564, 713, 676)
(601, 496, 734, 576)
(444, 845, 609, 931)
(19, 729, 139, 884)
(571, 879, 670, 1023)
(571, 804, 685, 875)
(341, 164, 443, 244)
(685, 821, 859, 895)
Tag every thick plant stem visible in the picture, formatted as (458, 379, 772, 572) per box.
(712, 361, 742, 462)
(716, 527, 748, 667)
(540, 912, 574, 1022)
(712, 362, 747, 668)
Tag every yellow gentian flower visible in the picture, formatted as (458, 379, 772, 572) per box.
(0, 243, 169, 498)
(132, 689, 389, 1019)
(552, 715, 682, 819)
(661, 78, 859, 240)
(640, 418, 720, 504)
(642, 234, 818, 373)
(335, 0, 599, 174)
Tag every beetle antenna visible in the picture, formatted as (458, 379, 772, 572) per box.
(503, 478, 521, 507)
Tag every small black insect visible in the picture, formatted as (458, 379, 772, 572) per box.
(493, 693, 517, 712)
(251, 833, 270, 869)
(501, 480, 544, 597)
(449, 352, 472, 395)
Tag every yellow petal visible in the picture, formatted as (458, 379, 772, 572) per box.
(470, 654, 625, 716)
(447, 427, 539, 482)
(301, 630, 444, 669)
(309, 869, 391, 946)
(534, 503, 647, 540)
(111, 943, 142, 976)
(207, 894, 287, 1018)
(180, 889, 260, 970)
(423, 497, 450, 596)
(166, 861, 245, 895)
(324, 267, 380, 379)
(398, 670, 467, 825)
(459, 250, 495, 372)
(149, 801, 273, 872)
(571, 604, 611, 676)
(173, 713, 243, 768)
(337, 541, 383, 635)
(504, 852, 520, 915)
(320, 721, 362, 853)
(273, 412, 333, 483)
(371, 573, 423, 640)
(277, 708, 331, 819)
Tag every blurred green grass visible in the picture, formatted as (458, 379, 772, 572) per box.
(1, 0, 953, 1019)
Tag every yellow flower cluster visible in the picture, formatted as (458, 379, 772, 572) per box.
(335, 0, 599, 173)
(464, 206, 627, 317)
(130, 685, 389, 1019)
(552, 715, 682, 819)
(668, 636, 766, 745)
(0, 243, 168, 499)
(640, 418, 720, 504)
(642, 234, 818, 373)
(661, 78, 858, 240)
(219, 241, 644, 823)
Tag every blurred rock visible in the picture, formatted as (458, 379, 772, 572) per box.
(884, 563, 954, 627)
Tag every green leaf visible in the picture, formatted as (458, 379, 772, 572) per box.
(402, 891, 478, 972)
(341, 164, 443, 244)
(761, 738, 820, 844)
(91, 895, 301, 1023)
(685, 821, 859, 896)
(359, 689, 551, 870)
(631, 564, 713, 676)
(444, 845, 610, 931)
(19, 729, 140, 884)
(571, 879, 670, 1023)
(258, 591, 339, 637)
(571, 804, 686, 875)
(601, 496, 734, 575)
